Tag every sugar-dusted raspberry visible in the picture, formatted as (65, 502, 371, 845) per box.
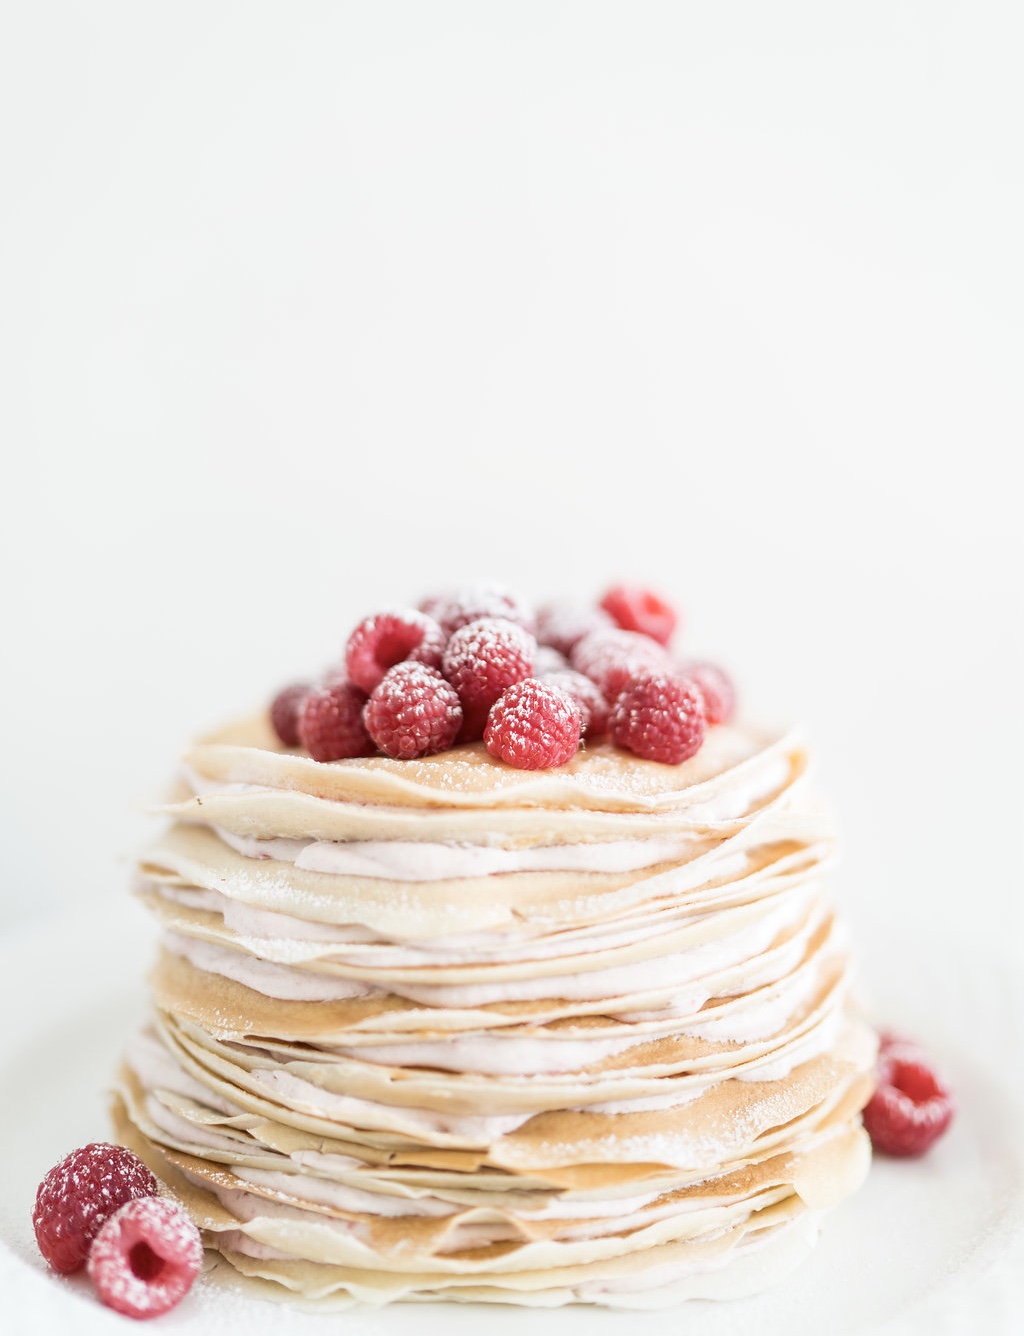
(535, 600, 614, 657)
(269, 681, 311, 748)
(87, 1195, 203, 1319)
(33, 1143, 158, 1274)
(298, 680, 374, 762)
(540, 669, 609, 736)
(345, 609, 446, 693)
(420, 582, 535, 638)
(863, 1034, 955, 1157)
(364, 663, 463, 759)
(442, 617, 537, 740)
(599, 584, 678, 646)
(678, 661, 736, 726)
(534, 645, 571, 677)
(609, 672, 707, 764)
(484, 680, 583, 770)
(570, 628, 670, 701)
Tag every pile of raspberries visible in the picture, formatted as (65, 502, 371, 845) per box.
(269, 582, 735, 770)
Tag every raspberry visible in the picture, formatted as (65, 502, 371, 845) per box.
(540, 669, 609, 736)
(608, 672, 707, 764)
(298, 680, 374, 762)
(570, 628, 670, 700)
(484, 680, 582, 770)
(535, 601, 614, 657)
(420, 582, 535, 638)
(33, 1143, 158, 1274)
(863, 1034, 955, 1157)
(678, 661, 736, 726)
(345, 609, 446, 693)
(87, 1195, 203, 1319)
(534, 645, 571, 677)
(364, 663, 463, 759)
(442, 617, 537, 741)
(599, 584, 678, 647)
(268, 681, 311, 748)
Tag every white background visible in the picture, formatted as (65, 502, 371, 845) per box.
(2, 1, 1020, 952)
(0, 3, 1022, 1324)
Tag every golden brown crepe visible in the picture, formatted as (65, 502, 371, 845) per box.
(116, 713, 874, 1306)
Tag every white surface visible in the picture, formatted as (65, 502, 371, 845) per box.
(1, 902, 1021, 1334)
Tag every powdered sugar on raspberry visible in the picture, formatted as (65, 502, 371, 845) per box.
(484, 679, 583, 769)
(33, 1143, 159, 1275)
(571, 628, 671, 700)
(535, 601, 614, 657)
(364, 663, 463, 759)
(443, 617, 537, 740)
(420, 582, 535, 638)
(88, 1195, 204, 1319)
(345, 609, 446, 693)
(540, 668, 610, 736)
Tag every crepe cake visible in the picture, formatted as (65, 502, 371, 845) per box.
(114, 704, 876, 1307)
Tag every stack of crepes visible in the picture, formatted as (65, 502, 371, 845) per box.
(113, 711, 876, 1308)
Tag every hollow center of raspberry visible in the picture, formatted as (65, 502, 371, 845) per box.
(377, 629, 419, 670)
(891, 1061, 942, 1104)
(129, 1241, 165, 1282)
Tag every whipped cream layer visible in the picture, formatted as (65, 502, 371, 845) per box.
(118, 711, 874, 1308)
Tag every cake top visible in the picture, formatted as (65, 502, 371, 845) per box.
(266, 580, 738, 774)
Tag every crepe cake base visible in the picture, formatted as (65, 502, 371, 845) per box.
(115, 713, 876, 1306)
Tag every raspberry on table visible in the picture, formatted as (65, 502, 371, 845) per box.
(540, 668, 609, 736)
(484, 679, 583, 770)
(678, 661, 736, 726)
(608, 672, 707, 764)
(863, 1034, 955, 1157)
(33, 1143, 158, 1274)
(599, 584, 678, 646)
(269, 681, 311, 748)
(535, 601, 614, 657)
(442, 617, 537, 741)
(570, 627, 670, 701)
(298, 680, 375, 762)
(364, 663, 463, 759)
(87, 1195, 204, 1319)
(345, 609, 446, 693)
(420, 582, 535, 638)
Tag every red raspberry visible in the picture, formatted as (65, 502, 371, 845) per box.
(534, 645, 571, 676)
(345, 609, 446, 693)
(484, 680, 582, 770)
(420, 582, 535, 638)
(570, 628, 670, 700)
(364, 663, 463, 759)
(678, 661, 736, 726)
(863, 1035, 955, 1157)
(609, 672, 707, 764)
(87, 1195, 203, 1319)
(298, 680, 374, 762)
(268, 681, 311, 748)
(33, 1143, 158, 1274)
(540, 669, 609, 736)
(535, 601, 614, 657)
(599, 584, 678, 647)
(442, 617, 537, 741)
